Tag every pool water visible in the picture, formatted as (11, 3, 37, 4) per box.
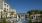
(4, 18, 29, 23)
(17, 18, 29, 23)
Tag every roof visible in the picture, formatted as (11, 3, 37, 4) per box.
(16, 13, 29, 15)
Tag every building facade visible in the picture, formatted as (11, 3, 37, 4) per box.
(30, 14, 41, 22)
(0, 0, 16, 18)
(0, 0, 10, 11)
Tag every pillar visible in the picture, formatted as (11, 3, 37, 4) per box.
(24, 15, 25, 18)
(17, 15, 19, 18)
(20, 15, 21, 18)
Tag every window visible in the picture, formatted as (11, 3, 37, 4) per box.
(34, 16, 35, 17)
(7, 5, 8, 7)
(4, 4, 6, 6)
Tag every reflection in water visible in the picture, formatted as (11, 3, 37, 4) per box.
(5, 18, 29, 23)
(17, 18, 29, 23)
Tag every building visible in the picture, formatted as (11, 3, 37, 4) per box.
(6, 8, 16, 18)
(0, 0, 10, 12)
(9, 8, 16, 14)
(16, 13, 29, 18)
(0, 0, 16, 18)
(30, 14, 41, 22)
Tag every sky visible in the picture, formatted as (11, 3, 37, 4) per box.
(6, 0, 42, 13)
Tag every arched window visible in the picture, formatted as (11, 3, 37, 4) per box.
(7, 5, 8, 7)
(4, 4, 6, 6)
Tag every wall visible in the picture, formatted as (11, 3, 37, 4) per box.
(0, 0, 3, 9)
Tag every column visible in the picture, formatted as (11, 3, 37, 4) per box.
(20, 15, 21, 18)
(17, 15, 19, 18)
(24, 15, 25, 18)
(17, 15, 19, 21)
